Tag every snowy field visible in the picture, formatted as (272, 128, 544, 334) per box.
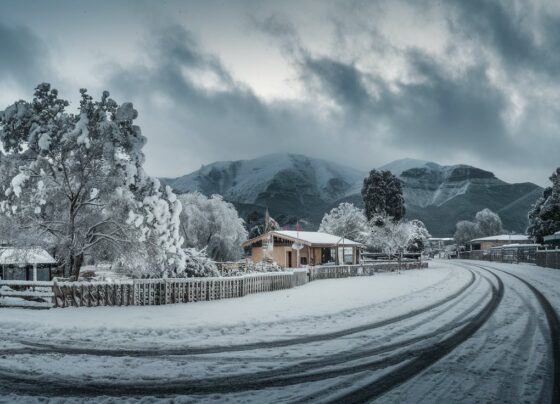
(1, 260, 558, 403)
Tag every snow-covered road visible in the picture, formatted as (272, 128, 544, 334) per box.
(0, 260, 558, 403)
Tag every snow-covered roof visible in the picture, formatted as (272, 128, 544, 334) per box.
(470, 234, 530, 243)
(428, 238, 454, 241)
(544, 233, 560, 241)
(273, 231, 362, 246)
(243, 231, 362, 248)
(490, 243, 538, 249)
(0, 247, 57, 265)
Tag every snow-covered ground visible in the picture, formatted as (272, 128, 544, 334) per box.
(1, 266, 462, 349)
(1, 260, 558, 403)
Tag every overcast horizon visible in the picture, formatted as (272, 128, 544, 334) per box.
(2, 0, 559, 186)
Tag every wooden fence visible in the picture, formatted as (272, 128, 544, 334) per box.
(0, 261, 426, 309)
(459, 247, 560, 269)
(536, 250, 560, 269)
(0, 270, 310, 308)
(0, 280, 54, 309)
(459, 246, 539, 264)
(308, 261, 428, 281)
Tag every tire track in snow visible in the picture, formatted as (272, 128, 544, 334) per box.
(10, 269, 476, 357)
(473, 263, 560, 404)
(324, 267, 504, 404)
(385, 264, 546, 404)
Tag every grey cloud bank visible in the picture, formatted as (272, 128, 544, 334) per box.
(0, 0, 559, 186)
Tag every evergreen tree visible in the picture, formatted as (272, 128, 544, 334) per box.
(361, 169, 405, 222)
(528, 168, 560, 243)
(245, 209, 279, 239)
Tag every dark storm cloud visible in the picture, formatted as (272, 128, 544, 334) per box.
(302, 57, 372, 112)
(1, 0, 558, 185)
(0, 21, 51, 86)
(380, 52, 514, 156)
(107, 25, 333, 172)
(446, 0, 560, 76)
(298, 49, 517, 161)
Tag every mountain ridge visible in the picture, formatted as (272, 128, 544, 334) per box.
(162, 153, 542, 236)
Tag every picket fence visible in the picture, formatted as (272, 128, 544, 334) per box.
(0, 261, 425, 309)
(308, 260, 428, 281)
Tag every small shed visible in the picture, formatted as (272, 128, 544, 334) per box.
(242, 230, 363, 268)
(0, 247, 58, 281)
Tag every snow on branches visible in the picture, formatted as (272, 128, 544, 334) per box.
(528, 167, 560, 243)
(318, 202, 431, 256)
(318, 202, 367, 242)
(453, 208, 504, 246)
(0, 83, 215, 279)
(178, 192, 248, 262)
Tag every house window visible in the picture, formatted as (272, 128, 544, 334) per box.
(321, 248, 333, 264)
(337, 247, 353, 264)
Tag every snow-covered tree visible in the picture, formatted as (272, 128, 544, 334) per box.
(0, 84, 215, 279)
(475, 208, 503, 237)
(407, 219, 431, 252)
(318, 202, 367, 241)
(361, 169, 405, 222)
(363, 213, 426, 257)
(528, 168, 560, 243)
(365, 218, 411, 258)
(178, 192, 248, 262)
(453, 208, 503, 247)
(454, 220, 481, 246)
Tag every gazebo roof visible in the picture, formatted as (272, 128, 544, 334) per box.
(0, 247, 57, 265)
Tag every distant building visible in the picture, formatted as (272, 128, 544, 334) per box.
(427, 237, 455, 250)
(543, 231, 560, 247)
(468, 234, 532, 251)
(242, 230, 363, 267)
(0, 247, 58, 281)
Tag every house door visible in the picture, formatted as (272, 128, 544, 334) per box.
(286, 251, 292, 268)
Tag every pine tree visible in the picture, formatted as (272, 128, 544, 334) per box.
(361, 169, 405, 222)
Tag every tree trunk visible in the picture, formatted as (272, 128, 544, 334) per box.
(70, 253, 84, 280)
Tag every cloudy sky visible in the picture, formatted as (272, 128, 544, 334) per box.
(1, 0, 559, 185)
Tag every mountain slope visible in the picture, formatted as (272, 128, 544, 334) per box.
(379, 158, 431, 176)
(163, 154, 542, 236)
(372, 161, 541, 236)
(162, 153, 366, 225)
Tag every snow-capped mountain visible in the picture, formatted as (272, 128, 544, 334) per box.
(162, 153, 365, 225)
(379, 158, 431, 176)
(163, 154, 542, 236)
(399, 162, 506, 208)
(379, 159, 542, 236)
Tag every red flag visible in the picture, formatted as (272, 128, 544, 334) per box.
(296, 221, 301, 232)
